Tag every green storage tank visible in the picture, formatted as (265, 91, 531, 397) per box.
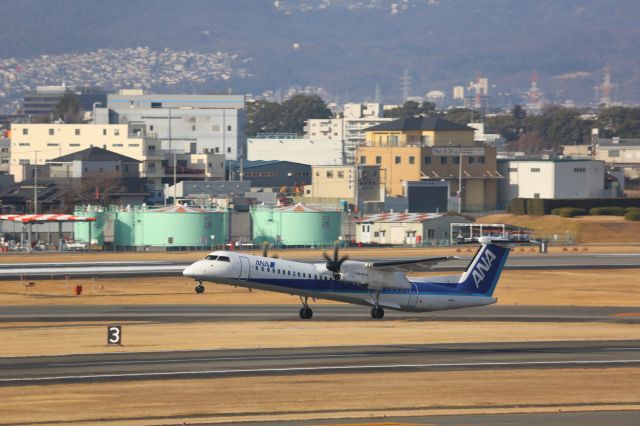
(251, 203, 341, 247)
(114, 210, 136, 247)
(129, 205, 227, 248)
(73, 207, 106, 246)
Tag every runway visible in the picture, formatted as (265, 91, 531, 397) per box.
(1, 304, 639, 323)
(1, 340, 639, 386)
(1, 252, 640, 279)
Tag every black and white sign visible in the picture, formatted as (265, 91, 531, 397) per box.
(107, 325, 122, 345)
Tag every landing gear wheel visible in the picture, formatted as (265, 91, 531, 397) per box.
(195, 283, 205, 294)
(299, 307, 313, 319)
(370, 306, 384, 319)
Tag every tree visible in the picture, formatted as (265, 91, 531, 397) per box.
(384, 101, 436, 118)
(51, 91, 83, 123)
(280, 94, 332, 134)
(596, 107, 640, 138)
(507, 131, 546, 155)
(440, 108, 474, 125)
(534, 106, 589, 153)
(245, 100, 283, 136)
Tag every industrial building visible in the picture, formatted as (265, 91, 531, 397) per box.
(305, 165, 382, 205)
(227, 160, 311, 193)
(304, 103, 393, 164)
(496, 158, 615, 206)
(9, 123, 225, 187)
(357, 116, 499, 212)
(355, 212, 471, 246)
(247, 135, 343, 165)
(251, 203, 341, 247)
(103, 91, 246, 160)
(73, 204, 227, 249)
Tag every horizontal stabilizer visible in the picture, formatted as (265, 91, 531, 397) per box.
(366, 256, 458, 273)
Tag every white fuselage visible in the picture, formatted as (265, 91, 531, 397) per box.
(183, 251, 496, 312)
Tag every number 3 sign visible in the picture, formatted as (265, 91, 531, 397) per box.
(107, 325, 122, 345)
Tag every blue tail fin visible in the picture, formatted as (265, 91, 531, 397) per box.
(456, 238, 512, 296)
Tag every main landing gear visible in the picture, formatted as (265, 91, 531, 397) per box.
(369, 290, 384, 319)
(195, 280, 205, 294)
(299, 296, 313, 319)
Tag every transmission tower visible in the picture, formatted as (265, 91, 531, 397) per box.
(400, 68, 412, 102)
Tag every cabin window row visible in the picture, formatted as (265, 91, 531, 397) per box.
(254, 265, 333, 280)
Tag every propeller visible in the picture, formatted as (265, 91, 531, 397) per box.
(323, 241, 348, 279)
(261, 242, 278, 258)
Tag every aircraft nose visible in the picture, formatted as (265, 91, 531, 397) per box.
(183, 263, 198, 278)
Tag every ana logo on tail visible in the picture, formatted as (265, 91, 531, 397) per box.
(472, 249, 496, 288)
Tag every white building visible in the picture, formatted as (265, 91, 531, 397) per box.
(467, 122, 506, 149)
(595, 137, 640, 179)
(497, 159, 607, 206)
(304, 103, 393, 164)
(104, 91, 246, 160)
(355, 212, 471, 246)
(247, 136, 343, 165)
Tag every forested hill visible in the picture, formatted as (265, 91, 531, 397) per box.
(2, 0, 639, 104)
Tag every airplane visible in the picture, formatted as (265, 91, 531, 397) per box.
(183, 237, 515, 320)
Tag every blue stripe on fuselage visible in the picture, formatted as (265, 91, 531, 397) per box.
(238, 277, 487, 297)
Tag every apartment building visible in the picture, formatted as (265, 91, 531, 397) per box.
(304, 103, 393, 164)
(357, 117, 499, 211)
(305, 164, 382, 203)
(247, 136, 343, 165)
(105, 92, 246, 160)
(9, 123, 224, 187)
(595, 137, 640, 179)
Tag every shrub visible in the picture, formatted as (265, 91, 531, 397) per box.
(551, 207, 586, 218)
(588, 206, 626, 216)
(626, 206, 640, 213)
(624, 211, 640, 221)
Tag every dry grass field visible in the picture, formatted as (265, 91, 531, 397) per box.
(1, 368, 638, 425)
(479, 214, 640, 244)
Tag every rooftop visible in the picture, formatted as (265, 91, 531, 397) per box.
(598, 138, 640, 148)
(49, 146, 140, 163)
(364, 117, 474, 132)
(356, 212, 446, 223)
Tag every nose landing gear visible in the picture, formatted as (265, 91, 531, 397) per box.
(298, 296, 313, 319)
(195, 280, 205, 294)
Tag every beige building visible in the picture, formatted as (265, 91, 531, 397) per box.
(357, 117, 499, 211)
(9, 123, 224, 186)
(305, 165, 382, 203)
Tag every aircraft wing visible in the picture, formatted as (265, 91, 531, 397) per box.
(366, 256, 459, 273)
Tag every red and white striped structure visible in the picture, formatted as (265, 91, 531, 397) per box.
(0, 214, 96, 223)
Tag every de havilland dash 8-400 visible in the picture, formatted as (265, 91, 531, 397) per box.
(183, 237, 515, 320)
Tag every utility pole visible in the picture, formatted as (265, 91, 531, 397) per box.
(458, 151, 463, 214)
(34, 150, 38, 214)
(173, 151, 177, 205)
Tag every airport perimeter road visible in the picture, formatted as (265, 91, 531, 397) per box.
(1, 304, 638, 323)
(1, 340, 639, 385)
(2, 253, 640, 279)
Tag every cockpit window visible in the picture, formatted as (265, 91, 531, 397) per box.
(205, 255, 218, 260)
(217, 256, 231, 262)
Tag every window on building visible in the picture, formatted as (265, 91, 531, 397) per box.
(148, 145, 155, 151)
(375, 155, 382, 164)
(129, 144, 140, 147)
(508, 167, 518, 172)
(47, 143, 58, 147)
(212, 125, 220, 132)
(227, 147, 231, 153)
(102, 129, 107, 136)
(453, 156, 460, 164)
(48, 129, 54, 136)
(227, 125, 232, 131)
(409, 156, 415, 165)
(440, 156, 448, 165)
(424, 156, 431, 164)
(112, 143, 123, 147)
(18, 143, 30, 146)
(608, 150, 619, 157)
(315, 172, 320, 177)
(326, 171, 334, 178)
(115, 165, 120, 172)
(360, 155, 366, 164)
(192, 125, 196, 131)
(421, 135, 432, 144)
(531, 168, 541, 172)
(389, 135, 399, 144)
(151, 102, 162, 108)
(19, 159, 30, 165)
(114, 129, 120, 136)
(75, 129, 80, 136)
(337, 171, 344, 178)
(468, 156, 476, 164)
(125, 165, 129, 172)
(149, 125, 154, 131)
(215, 147, 220, 153)
(395, 156, 401, 164)
(534, 193, 540, 198)
(22, 129, 28, 135)
(574, 167, 586, 173)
